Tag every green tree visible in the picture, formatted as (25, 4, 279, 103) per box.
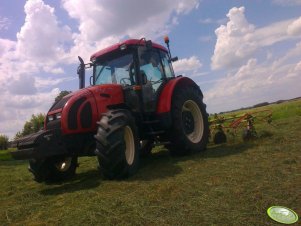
(15, 113, 45, 139)
(0, 134, 9, 150)
(14, 90, 72, 140)
(14, 131, 23, 140)
(55, 90, 71, 102)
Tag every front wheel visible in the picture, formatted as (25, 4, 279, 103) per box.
(168, 88, 209, 155)
(139, 140, 154, 157)
(28, 156, 77, 182)
(95, 110, 139, 179)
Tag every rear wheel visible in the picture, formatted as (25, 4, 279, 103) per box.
(28, 155, 77, 183)
(95, 110, 139, 179)
(168, 88, 209, 155)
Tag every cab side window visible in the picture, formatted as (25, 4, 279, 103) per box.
(139, 49, 164, 92)
(160, 51, 174, 78)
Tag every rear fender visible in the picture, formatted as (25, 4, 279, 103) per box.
(156, 76, 202, 113)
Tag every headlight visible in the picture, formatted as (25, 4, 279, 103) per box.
(48, 113, 62, 121)
(56, 113, 62, 119)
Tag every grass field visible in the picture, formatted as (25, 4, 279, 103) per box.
(0, 99, 300, 225)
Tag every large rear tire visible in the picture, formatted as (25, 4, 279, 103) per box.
(28, 155, 77, 183)
(168, 88, 209, 155)
(95, 110, 139, 179)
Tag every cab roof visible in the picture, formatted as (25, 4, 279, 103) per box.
(90, 39, 168, 61)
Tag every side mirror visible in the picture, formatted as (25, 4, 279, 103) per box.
(170, 56, 178, 63)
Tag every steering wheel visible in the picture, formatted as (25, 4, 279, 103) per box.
(120, 77, 131, 85)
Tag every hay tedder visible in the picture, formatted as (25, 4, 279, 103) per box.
(209, 110, 273, 144)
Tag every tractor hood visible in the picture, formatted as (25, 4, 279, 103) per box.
(45, 84, 124, 135)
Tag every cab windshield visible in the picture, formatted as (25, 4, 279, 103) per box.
(94, 52, 135, 86)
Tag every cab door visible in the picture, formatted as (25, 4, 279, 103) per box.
(138, 48, 166, 112)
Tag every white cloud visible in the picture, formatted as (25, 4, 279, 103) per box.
(42, 66, 64, 74)
(176, 0, 200, 14)
(273, 0, 301, 6)
(0, 88, 60, 138)
(199, 36, 212, 42)
(35, 76, 75, 88)
(205, 55, 301, 113)
(16, 0, 72, 62)
(250, 19, 294, 46)
(62, 0, 200, 62)
(0, 0, 73, 139)
(199, 18, 227, 25)
(211, 7, 256, 70)
(0, 0, 72, 78)
(0, 39, 15, 57)
(287, 17, 301, 36)
(293, 61, 301, 71)
(6, 88, 59, 109)
(199, 18, 214, 24)
(211, 6, 300, 70)
(207, 25, 301, 113)
(8, 75, 37, 95)
(173, 56, 202, 76)
(271, 41, 301, 69)
(0, 16, 10, 30)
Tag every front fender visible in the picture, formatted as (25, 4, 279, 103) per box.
(61, 89, 99, 134)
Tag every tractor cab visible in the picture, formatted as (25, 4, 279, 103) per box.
(78, 39, 176, 113)
(90, 39, 175, 85)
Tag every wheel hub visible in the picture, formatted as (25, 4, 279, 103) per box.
(182, 111, 195, 134)
(55, 157, 72, 172)
(182, 100, 204, 143)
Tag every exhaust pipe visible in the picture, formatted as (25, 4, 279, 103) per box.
(77, 56, 85, 89)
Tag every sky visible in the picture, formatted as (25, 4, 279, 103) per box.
(0, 0, 301, 139)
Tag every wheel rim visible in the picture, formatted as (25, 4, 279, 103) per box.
(124, 126, 135, 165)
(55, 157, 72, 172)
(182, 100, 204, 143)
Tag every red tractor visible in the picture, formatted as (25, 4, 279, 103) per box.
(12, 37, 209, 182)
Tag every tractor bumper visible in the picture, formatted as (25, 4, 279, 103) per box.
(11, 129, 68, 160)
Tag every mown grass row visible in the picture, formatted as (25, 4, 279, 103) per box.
(0, 99, 300, 225)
